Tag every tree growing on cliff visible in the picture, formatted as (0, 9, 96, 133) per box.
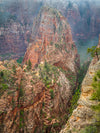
(27, 59, 32, 70)
(87, 46, 100, 61)
(12, 65, 16, 74)
(91, 70, 100, 131)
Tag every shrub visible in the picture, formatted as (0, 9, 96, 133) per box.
(68, 89, 80, 116)
(91, 70, 100, 101)
(27, 59, 32, 70)
(91, 70, 100, 131)
(0, 71, 4, 77)
(39, 61, 59, 88)
(17, 57, 23, 64)
(2, 84, 8, 90)
(19, 88, 23, 97)
(80, 125, 97, 133)
(87, 46, 100, 61)
(12, 65, 16, 74)
(50, 89, 54, 99)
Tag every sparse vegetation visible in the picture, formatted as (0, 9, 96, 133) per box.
(60, 68, 76, 88)
(17, 57, 24, 64)
(87, 46, 100, 60)
(0, 71, 4, 77)
(50, 89, 54, 99)
(55, 43, 61, 50)
(72, 44, 74, 50)
(1, 84, 8, 90)
(64, 61, 90, 118)
(68, 89, 80, 116)
(27, 59, 32, 70)
(19, 110, 25, 130)
(0, 70, 14, 97)
(50, 41, 53, 45)
(79, 70, 100, 133)
(80, 125, 97, 133)
(78, 61, 90, 86)
(91, 70, 100, 132)
(39, 61, 59, 88)
(12, 97, 15, 109)
(12, 65, 16, 74)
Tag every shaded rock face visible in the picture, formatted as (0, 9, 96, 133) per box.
(44, 0, 100, 41)
(0, 60, 76, 133)
(0, 21, 29, 60)
(0, 0, 43, 60)
(64, 1, 100, 41)
(60, 39, 100, 133)
(23, 7, 79, 72)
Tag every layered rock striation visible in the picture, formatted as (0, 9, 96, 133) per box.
(23, 7, 79, 73)
(0, 59, 77, 133)
(0, 6, 81, 133)
(0, 20, 30, 60)
(60, 37, 100, 133)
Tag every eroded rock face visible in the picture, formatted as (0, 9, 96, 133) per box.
(1, 1, 100, 62)
(0, 20, 30, 60)
(60, 41, 100, 133)
(0, 0, 43, 60)
(0, 60, 77, 133)
(23, 7, 79, 73)
(44, 0, 100, 41)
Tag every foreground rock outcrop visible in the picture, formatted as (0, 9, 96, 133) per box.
(0, 57, 79, 133)
(60, 38, 100, 133)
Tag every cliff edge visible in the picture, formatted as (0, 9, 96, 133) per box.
(60, 37, 100, 133)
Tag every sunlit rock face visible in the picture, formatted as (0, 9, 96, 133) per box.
(23, 7, 79, 72)
(60, 61, 100, 133)
(0, 58, 78, 133)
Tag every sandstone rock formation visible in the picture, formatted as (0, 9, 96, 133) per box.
(60, 37, 100, 133)
(23, 7, 79, 73)
(0, 0, 41, 60)
(0, 16, 79, 130)
(1, 0, 100, 62)
(0, 59, 78, 133)
(0, 20, 30, 60)
(44, 0, 100, 41)
(0, 6, 80, 133)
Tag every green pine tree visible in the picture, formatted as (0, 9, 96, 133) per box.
(27, 59, 32, 70)
(87, 46, 100, 61)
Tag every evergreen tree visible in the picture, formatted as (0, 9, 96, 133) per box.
(12, 65, 16, 74)
(27, 59, 32, 70)
(87, 46, 100, 60)
(0, 71, 4, 77)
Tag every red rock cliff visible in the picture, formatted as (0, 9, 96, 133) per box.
(23, 7, 79, 73)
